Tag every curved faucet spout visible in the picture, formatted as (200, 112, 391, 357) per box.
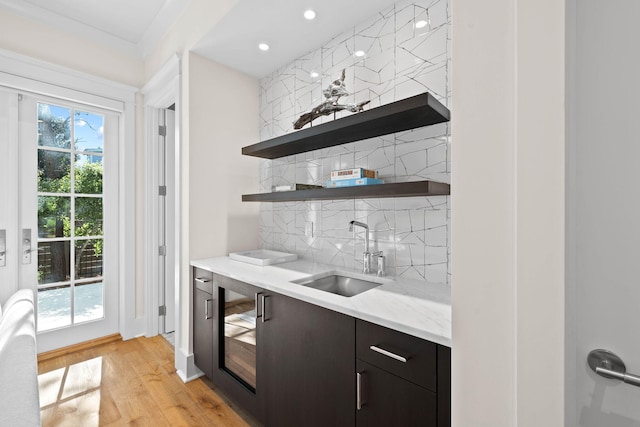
(348, 220, 368, 232)
(349, 220, 371, 264)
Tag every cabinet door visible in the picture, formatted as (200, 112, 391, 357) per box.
(356, 359, 437, 427)
(193, 287, 214, 378)
(261, 292, 355, 427)
(212, 275, 263, 421)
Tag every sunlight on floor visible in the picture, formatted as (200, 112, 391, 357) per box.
(38, 356, 102, 426)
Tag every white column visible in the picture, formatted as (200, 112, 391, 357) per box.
(452, 0, 566, 425)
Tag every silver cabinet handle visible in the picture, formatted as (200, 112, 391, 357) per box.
(255, 292, 263, 320)
(195, 277, 211, 283)
(205, 298, 213, 320)
(588, 349, 640, 388)
(356, 371, 365, 410)
(370, 345, 409, 363)
(261, 294, 268, 322)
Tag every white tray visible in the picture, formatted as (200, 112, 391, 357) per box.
(229, 249, 297, 266)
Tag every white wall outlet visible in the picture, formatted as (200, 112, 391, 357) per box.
(305, 221, 314, 237)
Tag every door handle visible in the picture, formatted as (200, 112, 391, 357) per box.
(22, 229, 32, 264)
(588, 349, 640, 388)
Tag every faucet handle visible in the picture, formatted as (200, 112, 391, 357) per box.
(376, 252, 386, 277)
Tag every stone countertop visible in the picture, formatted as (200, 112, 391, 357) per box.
(191, 257, 451, 347)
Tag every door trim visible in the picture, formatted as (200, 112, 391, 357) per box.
(141, 55, 186, 377)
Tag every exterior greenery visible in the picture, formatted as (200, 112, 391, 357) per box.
(37, 105, 103, 284)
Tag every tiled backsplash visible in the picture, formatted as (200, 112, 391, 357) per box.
(258, 0, 451, 284)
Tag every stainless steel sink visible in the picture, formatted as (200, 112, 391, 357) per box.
(292, 274, 382, 297)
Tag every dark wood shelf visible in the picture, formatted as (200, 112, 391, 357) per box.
(242, 92, 450, 159)
(242, 181, 450, 202)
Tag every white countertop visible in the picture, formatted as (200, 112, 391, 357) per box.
(191, 257, 451, 347)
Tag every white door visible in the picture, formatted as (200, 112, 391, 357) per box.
(163, 108, 176, 333)
(570, 0, 640, 425)
(158, 107, 176, 334)
(0, 88, 119, 352)
(0, 90, 19, 303)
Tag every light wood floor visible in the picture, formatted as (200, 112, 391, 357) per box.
(37, 335, 255, 426)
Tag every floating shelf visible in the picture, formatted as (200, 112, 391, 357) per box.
(242, 92, 450, 159)
(241, 181, 450, 202)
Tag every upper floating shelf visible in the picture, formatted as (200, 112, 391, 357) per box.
(242, 92, 450, 159)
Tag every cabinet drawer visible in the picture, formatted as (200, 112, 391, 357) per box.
(356, 319, 437, 391)
(193, 268, 213, 294)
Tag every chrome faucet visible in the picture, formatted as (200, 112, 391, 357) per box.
(349, 220, 384, 275)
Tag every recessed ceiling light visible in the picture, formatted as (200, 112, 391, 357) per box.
(304, 9, 316, 20)
(310, 71, 319, 78)
(354, 50, 366, 57)
(258, 43, 270, 51)
(415, 20, 428, 29)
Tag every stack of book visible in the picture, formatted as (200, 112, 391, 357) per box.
(325, 168, 383, 188)
(272, 183, 323, 192)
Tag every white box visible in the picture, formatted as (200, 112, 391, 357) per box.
(229, 249, 297, 266)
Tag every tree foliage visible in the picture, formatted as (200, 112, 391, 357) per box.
(37, 106, 104, 283)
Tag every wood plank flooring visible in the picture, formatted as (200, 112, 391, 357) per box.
(37, 335, 256, 426)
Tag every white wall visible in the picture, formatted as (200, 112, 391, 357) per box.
(140, 0, 260, 366)
(181, 52, 259, 354)
(451, 0, 565, 425)
(568, 1, 640, 425)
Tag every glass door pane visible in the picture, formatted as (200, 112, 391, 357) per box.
(222, 288, 258, 390)
(36, 102, 105, 331)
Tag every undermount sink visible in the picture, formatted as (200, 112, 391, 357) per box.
(292, 273, 382, 297)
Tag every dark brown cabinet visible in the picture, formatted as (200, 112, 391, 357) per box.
(356, 359, 437, 426)
(356, 320, 451, 427)
(260, 291, 355, 427)
(192, 268, 451, 427)
(192, 268, 214, 379)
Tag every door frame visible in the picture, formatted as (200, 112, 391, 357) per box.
(141, 55, 182, 353)
(0, 48, 139, 342)
(0, 89, 19, 304)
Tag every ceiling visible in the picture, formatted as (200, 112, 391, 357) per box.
(0, 0, 398, 78)
(0, 0, 193, 58)
(192, 0, 398, 78)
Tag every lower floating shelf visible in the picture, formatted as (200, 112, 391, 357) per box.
(242, 180, 450, 202)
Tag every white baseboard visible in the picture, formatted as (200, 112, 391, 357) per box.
(174, 346, 203, 383)
(121, 317, 146, 341)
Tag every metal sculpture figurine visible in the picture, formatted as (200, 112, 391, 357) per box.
(293, 69, 370, 130)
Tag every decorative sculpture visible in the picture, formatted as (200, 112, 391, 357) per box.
(293, 69, 370, 130)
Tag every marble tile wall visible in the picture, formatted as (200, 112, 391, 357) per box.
(258, 0, 451, 284)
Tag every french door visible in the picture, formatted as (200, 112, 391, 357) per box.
(0, 88, 119, 352)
